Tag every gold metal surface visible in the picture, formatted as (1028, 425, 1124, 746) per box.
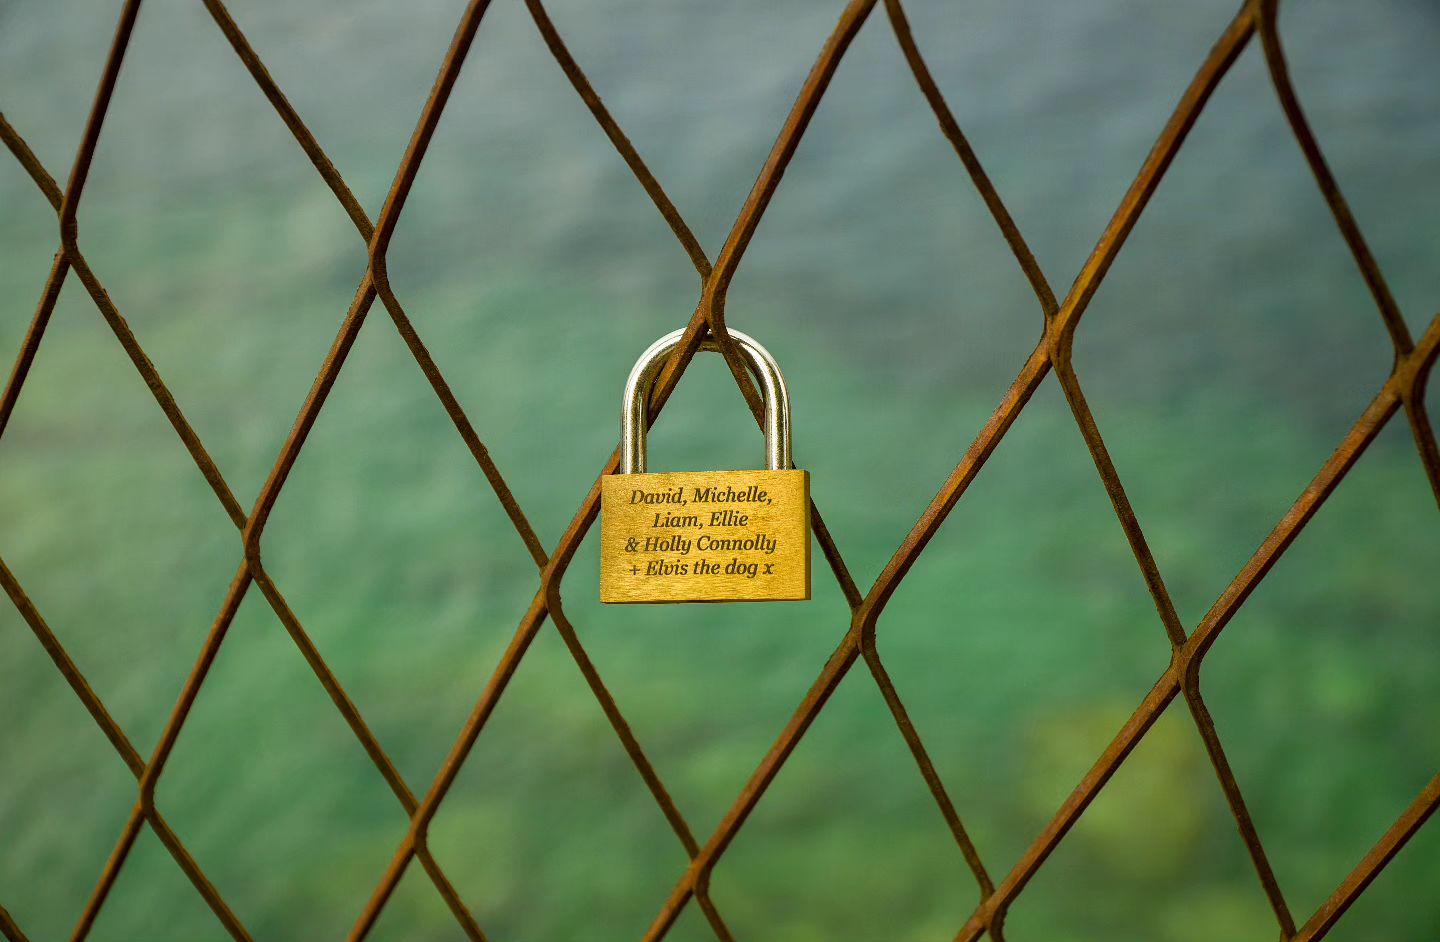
(601, 469, 810, 602)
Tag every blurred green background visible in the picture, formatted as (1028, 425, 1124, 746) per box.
(2, 0, 1438, 939)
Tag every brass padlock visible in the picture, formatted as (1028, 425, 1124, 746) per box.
(600, 328, 811, 603)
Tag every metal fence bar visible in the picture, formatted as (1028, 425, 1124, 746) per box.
(1, 0, 1435, 939)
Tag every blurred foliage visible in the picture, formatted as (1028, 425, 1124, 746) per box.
(1, 0, 1438, 940)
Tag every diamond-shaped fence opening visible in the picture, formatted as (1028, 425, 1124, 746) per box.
(2, 0, 1437, 940)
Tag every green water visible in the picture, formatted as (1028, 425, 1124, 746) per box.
(1, 0, 1438, 939)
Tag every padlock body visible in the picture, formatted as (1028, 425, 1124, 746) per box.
(601, 469, 810, 603)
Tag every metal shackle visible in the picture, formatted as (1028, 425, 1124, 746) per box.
(621, 327, 792, 475)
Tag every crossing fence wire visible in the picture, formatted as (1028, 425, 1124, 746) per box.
(2, 0, 1438, 939)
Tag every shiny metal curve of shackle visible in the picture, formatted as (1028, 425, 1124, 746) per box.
(620, 327, 792, 474)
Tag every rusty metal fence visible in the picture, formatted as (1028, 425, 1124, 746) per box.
(1, 0, 1437, 939)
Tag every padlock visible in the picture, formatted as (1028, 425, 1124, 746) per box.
(600, 327, 811, 603)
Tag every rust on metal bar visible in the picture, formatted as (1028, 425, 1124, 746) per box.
(0, 0, 1435, 938)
